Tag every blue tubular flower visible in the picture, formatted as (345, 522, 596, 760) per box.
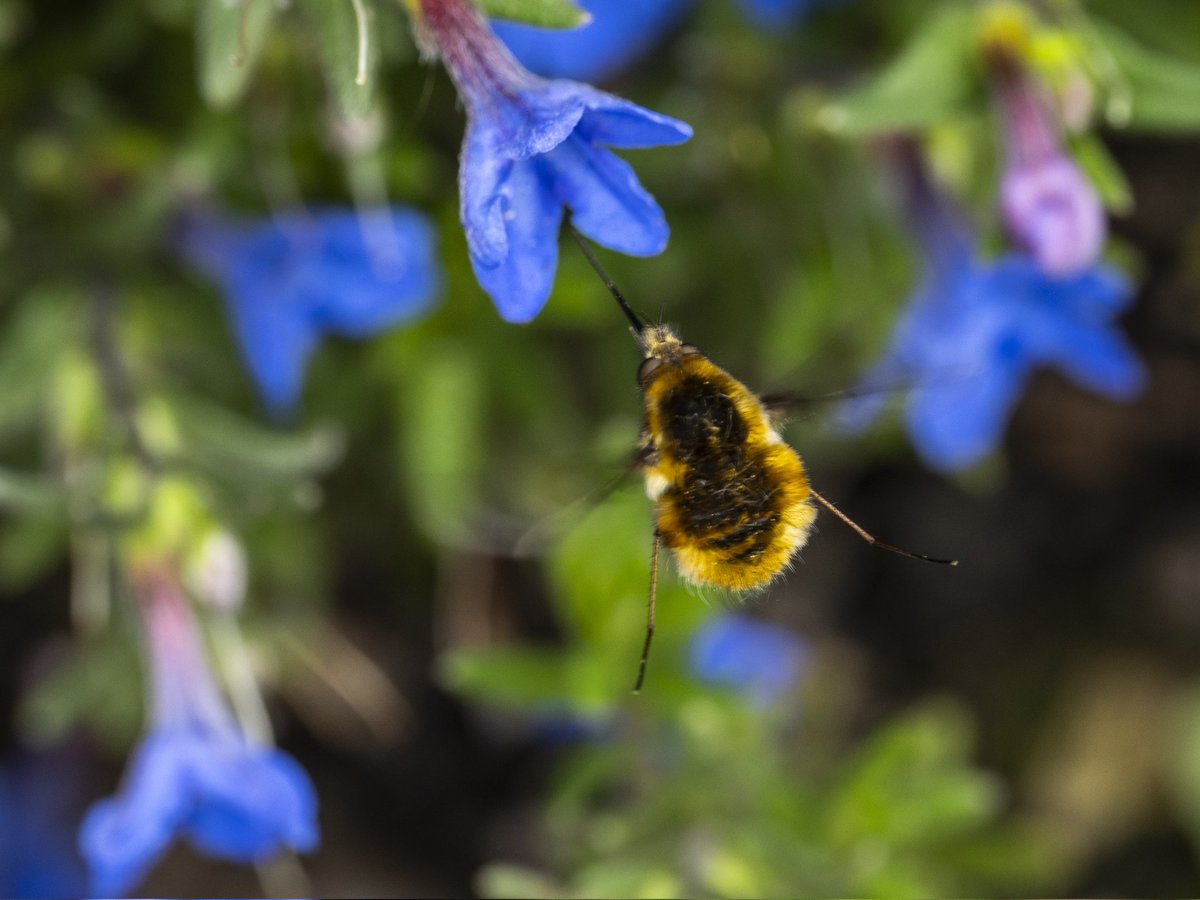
(80, 568, 318, 897)
(179, 206, 440, 413)
(689, 614, 808, 706)
(493, 0, 692, 83)
(418, 0, 692, 322)
(841, 181, 1144, 471)
(736, 0, 840, 30)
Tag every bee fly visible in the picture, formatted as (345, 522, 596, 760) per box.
(569, 232, 957, 693)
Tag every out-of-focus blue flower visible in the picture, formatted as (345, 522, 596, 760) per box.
(418, 0, 691, 322)
(179, 206, 440, 413)
(81, 731, 317, 897)
(0, 749, 89, 898)
(991, 51, 1104, 277)
(841, 192, 1144, 470)
(689, 614, 808, 706)
(494, 0, 692, 83)
(736, 0, 840, 30)
(80, 568, 318, 897)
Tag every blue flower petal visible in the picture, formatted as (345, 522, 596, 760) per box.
(1024, 314, 1147, 399)
(184, 746, 318, 859)
(224, 281, 319, 415)
(547, 137, 669, 256)
(906, 360, 1027, 471)
(1055, 264, 1134, 318)
(502, 82, 588, 159)
(461, 122, 519, 267)
(469, 157, 565, 322)
(574, 85, 694, 149)
(303, 208, 441, 335)
(494, 0, 693, 83)
(689, 614, 808, 706)
(79, 732, 194, 897)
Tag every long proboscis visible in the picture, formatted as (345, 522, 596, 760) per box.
(568, 228, 648, 336)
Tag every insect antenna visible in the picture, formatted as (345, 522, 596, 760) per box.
(810, 488, 958, 566)
(568, 228, 648, 336)
(634, 532, 662, 693)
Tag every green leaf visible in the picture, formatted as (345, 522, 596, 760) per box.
(0, 469, 65, 513)
(476, 0, 588, 29)
(1093, 20, 1200, 131)
(441, 645, 569, 708)
(829, 702, 1001, 849)
(0, 287, 79, 445)
(396, 341, 485, 542)
(442, 639, 646, 713)
(574, 861, 684, 900)
(546, 486, 715, 700)
(551, 486, 653, 645)
(19, 631, 145, 753)
(477, 864, 570, 900)
(0, 513, 68, 591)
(170, 394, 346, 484)
(1069, 133, 1132, 214)
(1082, 0, 1200, 63)
(197, 0, 276, 109)
(1168, 687, 1200, 844)
(820, 4, 979, 136)
(299, 0, 376, 119)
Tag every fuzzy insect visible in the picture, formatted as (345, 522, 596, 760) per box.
(570, 232, 957, 692)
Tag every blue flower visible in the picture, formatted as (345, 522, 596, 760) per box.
(179, 206, 441, 413)
(80, 729, 317, 898)
(842, 238, 1145, 471)
(736, 0, 840, 30)
(493, 0, 692, 83)
(689, 614, 808, 706)
(0, 749, 88, 898)
(419, 0, 692, 322)
(79, 567, 318, 896)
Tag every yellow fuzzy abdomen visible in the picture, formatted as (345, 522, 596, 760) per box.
(641, 355, 817, 592)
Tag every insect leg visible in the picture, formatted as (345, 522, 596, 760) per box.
(633, 531, 662, 693)
(809, 488, 958, 566)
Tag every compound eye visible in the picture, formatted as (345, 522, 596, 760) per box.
(637, 356, 663, 386)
